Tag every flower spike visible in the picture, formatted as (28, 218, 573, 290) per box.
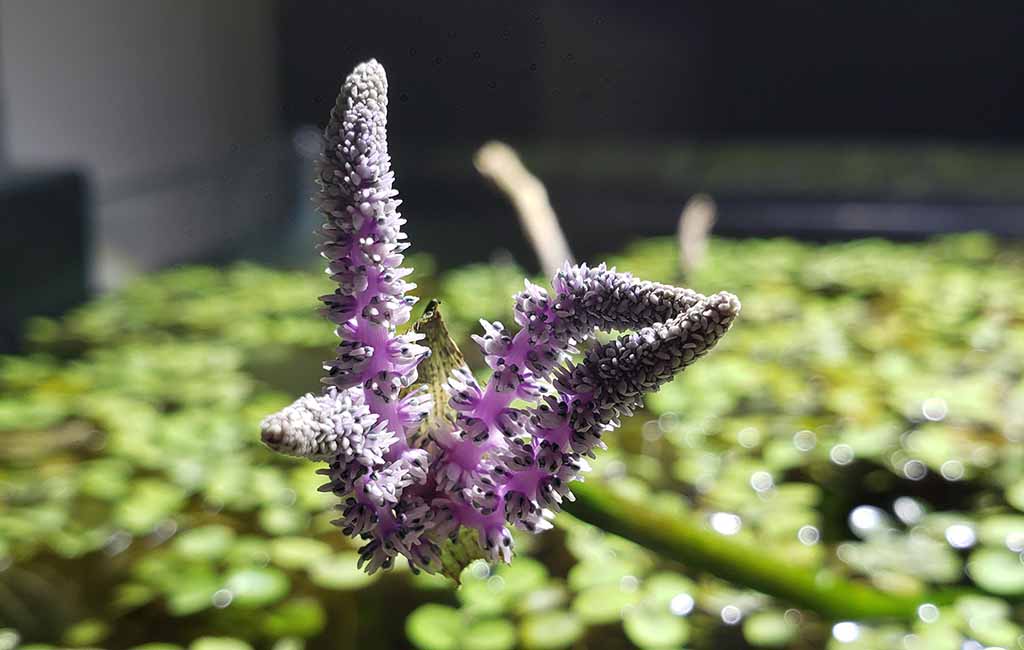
(260, 59, 740, 576)
(260, 59, 436, 574)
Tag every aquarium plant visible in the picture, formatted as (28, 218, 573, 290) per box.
(259, 59, 740, 575)
(4, 59, 1024, 650)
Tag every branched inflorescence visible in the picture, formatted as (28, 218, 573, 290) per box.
(260, 59, 740, 575)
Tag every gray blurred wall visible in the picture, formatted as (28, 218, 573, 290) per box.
(0, 0, 282, 288)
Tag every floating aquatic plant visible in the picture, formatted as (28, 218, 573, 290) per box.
(6, 58, 1018, 650)
(5, 228, 1024, 647)
(259, 59, 740, 574)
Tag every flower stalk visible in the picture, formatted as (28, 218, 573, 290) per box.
(562, 480, 958, 622)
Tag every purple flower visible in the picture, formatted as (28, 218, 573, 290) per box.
(260, 59, 740, 575)
(261, 59, 437, 572)
(432, 265, 739, 553)
(259, 387, 395, 463)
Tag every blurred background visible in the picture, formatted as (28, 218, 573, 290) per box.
(2, 2, 1024, 650)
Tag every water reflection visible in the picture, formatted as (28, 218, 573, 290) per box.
(832, 621, 860, 643)
(710, 512, 742, 536)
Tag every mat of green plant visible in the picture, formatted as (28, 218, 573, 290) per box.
(1, 233, 1022, 650)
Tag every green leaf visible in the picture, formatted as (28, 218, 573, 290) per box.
(519, 611, 583, 650)
(113, 583, 156, 610)
(410, 570, 454, 592)
(270, 639, 303, 650)
(462, 619, 517, 650)
(173, 525, 235, 561)
(0, 629, 17, 650)
(410, 300, 466, 441)
(63, 619, 110, 647)
(269, 537, 332, 570)
(496, 557, 549, 597)
(742, 610, 797, 647)
(406, 604, 462, 650)
(289, 467, 333, 512)
(1007, 480, 1024, 512)
(189, 638, 253, 650)
(516, 585, 568, 615)
(437, 527, 488, 584)
(457, 566, 508, 617)
(572, 583, 641, 624)
(224, 536, 271, 566)
(971, 617, 1023, 648)
(954, 594, 1010, 621)
(114, 480, 186, 534)
(78, 459, 133, 500)
(976, 514, 1024, 549)
(259, 506, 310, 536)
(251, 467, 292, 507)
(262, 598, 326, 638)
(308, 552, 378, 590)
(411, 304, 492, 582)
(643, 572, 697, 609)
(204, 464, 257, 511)
(622, 606, 689, 649)
(911, 620, 961, 650)
(567, 558, 643, 591)
(968, 548, 1024, 595)
(224, 567, 290, 608)
(165, 566, 221, 616)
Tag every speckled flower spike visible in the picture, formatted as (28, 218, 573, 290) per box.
(259, 59, 740, 576)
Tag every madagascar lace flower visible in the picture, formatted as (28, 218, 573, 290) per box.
(260, 59, 740, 575)
(260, 59, 436, 573)
(431, 266, 739, 560)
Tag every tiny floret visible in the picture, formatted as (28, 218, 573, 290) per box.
(260, 388, 394, 464)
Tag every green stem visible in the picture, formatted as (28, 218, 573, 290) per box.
(418, 304, 961, 618)
(563, 480, 956, 622)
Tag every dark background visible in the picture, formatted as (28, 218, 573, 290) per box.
(280, 1, 1024, 142)
(3, 0, 1024, 349)
(278, 1, 1024, 258)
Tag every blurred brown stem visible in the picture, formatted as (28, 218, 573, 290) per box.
(677, 193, 717, 275)
(474, 141, 575, 277)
